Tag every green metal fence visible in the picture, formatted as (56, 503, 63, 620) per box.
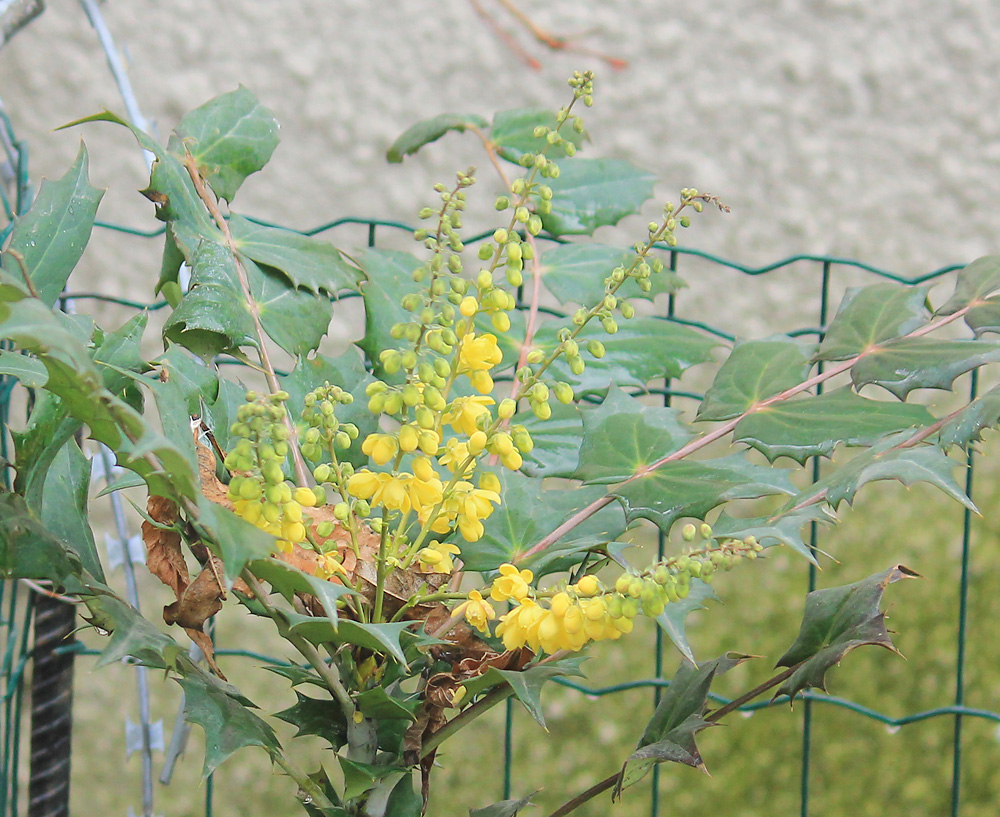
(3, 207, 1000, 816)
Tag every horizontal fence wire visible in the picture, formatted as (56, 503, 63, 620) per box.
(2, 214, 997, 817)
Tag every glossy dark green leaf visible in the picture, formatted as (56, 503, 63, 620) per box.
(0, 492, 82, 583)
(245, 257, 332, 356)
(697, 335, 815, 421)
(163, 236, 257, 359)
(356, 687, 417, 721)
(0, 350, 47, 387)
(490, 107, 585, 161)
(338, 758, 402, 803)
(540, 157, 657, 237)
(384, 771, 422, 817)
(816, 283, 928, 361)
(935, 255, 1000, 315)
(462, 656, 587, 728)
(144, 368, 199, 477)
(654, 580, 718, 664)
(93, 312, 148, 395)
(280, 349, 378, 468)
(611, 453, 796, 533)
(170, 86, 279, 202)
(734, 387, 936, 463)
(87, 594, 184, 670)
(230, 214, 360, 295)
(154, 344, 220, 414)
(963, 295, 1000, 336)
(40, 439, 103, 582)
(787, 431, 976, 512)
(574, 386, 693, 483)
(775, 565, 917, 701)
(386, 112, 488, 163)
(274, 690, 347, 748)
(357, 249, 423, 375)
(205, 377, 249, 455)
(178, 672, 279, 777)
(467, 470, 626, 574)
(469, 792, 537, 817)
(513, 403, 582, 479)
(1, 143, 103, 306)
(286, 612, 415, 665)
(540, 243, 684, 306)
(10, 390, 77, 512)
(196, 496, 276, 587)
(851, 337, 1000, 400)
(248, 557, 355, 626)
(617, 654, 750, 793)
(711, 506, 836, 564)
(939, 384, 1000, 449)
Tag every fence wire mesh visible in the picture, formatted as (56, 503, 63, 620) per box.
(1, 214, 999, 817)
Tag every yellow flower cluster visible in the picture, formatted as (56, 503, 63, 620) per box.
(229, 483, 319, 554)
(456, 331, 504, 394)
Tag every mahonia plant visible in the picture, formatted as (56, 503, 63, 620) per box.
(0, 70, 996, 816)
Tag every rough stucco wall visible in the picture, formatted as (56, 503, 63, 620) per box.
(2, 0, 1000, 322)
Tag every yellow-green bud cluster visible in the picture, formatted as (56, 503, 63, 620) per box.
(299, 383, 357, 463)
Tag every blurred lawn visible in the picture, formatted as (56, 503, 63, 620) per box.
(61, 437, 1000, 817)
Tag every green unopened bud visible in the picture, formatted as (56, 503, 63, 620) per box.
(553, 382, 574, 404)
(620, 301, 635, 320)
(478, 243, 494, 261)
(587, 340, 605, 359)
(493, 228, 509, 245)
(527, 215, 543, 236)
(681, 523, 697, 542)
(699, 523, 713, 540)
(498, 398, 516, 419)
(569, 356, 586, 376)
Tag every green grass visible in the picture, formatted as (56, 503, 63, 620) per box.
(56, 438, 1000, 817)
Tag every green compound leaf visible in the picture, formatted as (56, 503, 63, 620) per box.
(775, 565, 918, 702)
(0, 492, 82, 584)
(467, 470, 626, 574)
(935, 255, 1000, 316)
(40, 440, 103, 582)
(469, 792, 538, 817)
(697, 335, 815, 422)
(248, 557, 356, 627)
(154, 344, 220, 414)
(462, 656, 587, 729)
(274, 690, 348, 749)
(540, 243, 685, 307)
(939, 383, 1000, 449)
(513, 402, 583, 479)
(1, 143, 104, 307)
(244, 257, 332, 357)
(816, 283, 929, 362)
(616, 653, 751, 794)
(357, 249, 423, 376)
(196, 497, 276, 588)
(338, 758, 404, 804)
(711, 506, 837, 564)
(787, 431, 976, 512)
(386, 112, 488, 163)
(490, 107, 585, 161)
(280, 349, 378, 469)
(93, 311, 148, 396)
(611, 453, 796, 533)
(384, 771, 423, 817)
(163, 234, 257, 359)
(0, 350, 47, 387)
(734, 387, 936, 464)
(654, 579, 718, 664)
(229, 214, 360, 295)
(86, 594, 184, 670)
(574, 386, 693, 484)
(170, 86, 279, 203)
(851, 337, 1000, 400)
(356, 687, 417, 721)
(540, 157, 657, 237)
(286, 612, 416, 665)
(178, 672, 279, 778)
(964, 295, 1000, 336)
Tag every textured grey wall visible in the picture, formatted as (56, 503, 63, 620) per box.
(2, 0, 1000, 302)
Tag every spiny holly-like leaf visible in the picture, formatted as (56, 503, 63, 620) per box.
(851, 337, 1000, 400)
(274, 690, 348, 748)
(384, 770, 423, 817)
(0, 350, 47, 387)
(816, 283, 928, 361)
(491, 107, 585, 162)
(170, 86, 280, 203)
(0, 491, 82, 583)
(86, 593, 184, 670)
(355, 687, 417, 721)
(285, 612, 416, 665)
(734, 387, 936, 464)
(711, 506, 836, 564)
(163, 235, 257, 359)
(963, 295, 1000, 336)
(540, 243, 684, 307)
(935, 255, 1000, 316)
(196, 496, 276, 588)
(338, 758, 404, 803)
(654, 580, 718, 664)
(280, 349, 378, 468)
(469, 792, 538, 817)
(514, 403, 583, 479)
(787, 431, 976, 512)
(245, 256, 332, 356)
(775, 565, 918, 701)
(357, 249, 422, 375)
(1, 143, 104, 307)
(93, 312, 148, 396)
(40, 440, 104, 582)
(229, 214, 360, 295)
(178, 672, 279, 777)
(616, 654, 750, 794)
(154, 344, 220, 415)
(467, 470, 626, 574)
(386, 112, 488, 163)
(540, 157, 657, 237)
(574, 386, 693, 484)
(697, 335, 815, 421)
(461, 656, 587, 728)
(248, 557, 356, 626)
(611, 453, 796, 533)
(938, 383, 1000, 449)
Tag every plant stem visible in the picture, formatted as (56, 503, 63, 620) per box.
(372, 509, 390, 622)
(272, 752, 336, 811)
(420, 685, 514, 759)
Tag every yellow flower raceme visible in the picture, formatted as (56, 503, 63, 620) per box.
(361, 433, 399, 466)
(495, 597, 545, 651)
(490, 563, 533, 602)
(442, 395, 495, 436)
(438, 439, 474, 476)
(458, 333, 504, 394)
(451, 589, 496, 634)
(417, 540, 462, 573)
